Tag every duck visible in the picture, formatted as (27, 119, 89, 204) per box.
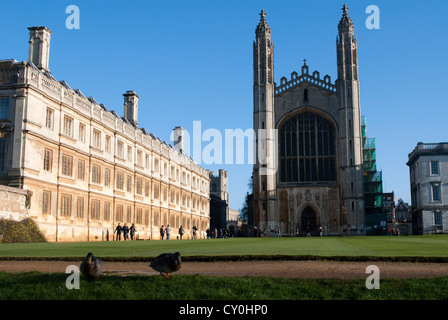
(80, 252, 103, 282)
(149, 252, 182, 279)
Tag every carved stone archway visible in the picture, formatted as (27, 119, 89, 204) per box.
(296, 201, 321, 236)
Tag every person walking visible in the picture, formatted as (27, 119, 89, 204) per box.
(178, 225, 185, 240)
(130, 223, 136, 240)
(123, 223, 129, 241)
(192, 226, 197, 239)
(114, 223, 122, 241)
(160, 225, 165, 240)
(166, 225, 171, 240)
(319, 226, 323, 237)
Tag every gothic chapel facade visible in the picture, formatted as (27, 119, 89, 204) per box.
(253, 5, 366, 236)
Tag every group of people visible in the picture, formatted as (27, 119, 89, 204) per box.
(205, 227, 235, 239)
(159, 225, 199, 240)
(387, 227, 400, 236)
(114, 223, 137, 241)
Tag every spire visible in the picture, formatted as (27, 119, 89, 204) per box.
(256, 9, 271, 36)
(260, 9, 266, 22)
(338, 4, 354, 33)
(301, 59, 309, 75)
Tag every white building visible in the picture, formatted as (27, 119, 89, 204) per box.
(227, 208, 241, 231)
(407, 142, 448, 234)
(0, 26, 211, 241)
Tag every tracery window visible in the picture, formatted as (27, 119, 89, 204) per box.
(279, 111, 336, 183)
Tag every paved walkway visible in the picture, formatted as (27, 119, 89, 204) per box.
(1, 260, 447, 279)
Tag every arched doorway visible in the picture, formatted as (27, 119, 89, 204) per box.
(301, 206, 317, 236)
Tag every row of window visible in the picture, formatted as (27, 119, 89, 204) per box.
(43, 191, 207, 229)
(44, 154, 209, 204)
(57, 192, 150, 225)
(44, 147, 208, 192)
(45, 108, 208, 190)
(43, 146, 209, 211)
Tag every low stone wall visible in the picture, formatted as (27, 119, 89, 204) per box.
(0, 185, 32, 221)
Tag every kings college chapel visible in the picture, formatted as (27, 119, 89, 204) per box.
(252, 5, 366, 236)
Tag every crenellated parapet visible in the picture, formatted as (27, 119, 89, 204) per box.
(274, 62, 336, 96)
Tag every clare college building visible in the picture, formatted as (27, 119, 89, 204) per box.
(0, 26, 210, 241)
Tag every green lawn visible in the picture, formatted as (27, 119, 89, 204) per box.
(1, 272, 447, 300)
(1, 235, 448, 260)
(1, 235, 448, 301)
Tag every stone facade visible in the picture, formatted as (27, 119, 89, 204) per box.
(210, 169, 228, 204)
(227, 208, 240, 228)
(253, 6, 365, 236)
(0, 27, 210, 241)
(407, 142, 448, 234)
(209, 169, 229, 230)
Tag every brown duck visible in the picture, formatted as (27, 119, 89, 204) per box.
(80, 252, 103, 282)
(149, 252, 182, 279)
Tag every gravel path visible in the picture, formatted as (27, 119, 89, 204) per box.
(1, 260, 447, 279)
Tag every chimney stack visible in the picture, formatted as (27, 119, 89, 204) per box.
(123, 91, 139, 127)
(28, 26, 52, 72)
(173, 126, 184, 153)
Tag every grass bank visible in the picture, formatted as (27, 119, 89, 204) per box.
(1, 235, 447, 262)
(1, 272, 447, 300)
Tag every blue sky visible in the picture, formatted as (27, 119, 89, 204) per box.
(1, 0, 447, 210)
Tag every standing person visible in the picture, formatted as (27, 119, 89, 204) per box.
(114, 223, 122, 241)
(160, 225, 165, 240)
(192, 226, 197, 239)
(130, 223, 136, 241)
(123, 223, 129, 241)
(178, 225, 185, 240)
(166, 224, 171, 240)
(319, 226, 323, 237)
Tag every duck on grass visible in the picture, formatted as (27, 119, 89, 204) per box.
(80, 252, 103, 282)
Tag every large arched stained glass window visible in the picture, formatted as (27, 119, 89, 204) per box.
(279, 111, 336, 183)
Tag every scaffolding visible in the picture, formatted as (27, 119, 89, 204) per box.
(362, 116, 386, 235)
